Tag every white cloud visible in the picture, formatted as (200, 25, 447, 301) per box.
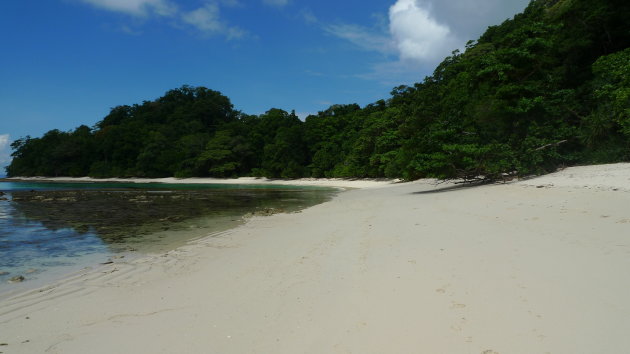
(79, 0, 177, 17)
(388, 0, 460, 63)
(323, 0, 529, 85)
(0, 134, 11, 167)
(325, 0, 530, 60)
(323, 0, 461, 75)
(263, 0, 289, 7)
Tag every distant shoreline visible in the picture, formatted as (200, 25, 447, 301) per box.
(1, 176, 399, 190)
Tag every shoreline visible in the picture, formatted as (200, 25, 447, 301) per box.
(0, 183, 341, 300)
(1, 176, 401, 190)
(1, 163, 630, 353)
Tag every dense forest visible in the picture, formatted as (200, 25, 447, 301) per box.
(6, 0, 630, 180)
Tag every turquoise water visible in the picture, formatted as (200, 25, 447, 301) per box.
(0, 181, 335, 295)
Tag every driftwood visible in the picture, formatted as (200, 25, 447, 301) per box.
(534, 139, 568, 151)
(431, 138, 571, 186)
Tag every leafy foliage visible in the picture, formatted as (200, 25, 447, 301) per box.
(6, 0, 630, 180)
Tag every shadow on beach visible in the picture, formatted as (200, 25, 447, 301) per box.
(412, 180, 493, 195)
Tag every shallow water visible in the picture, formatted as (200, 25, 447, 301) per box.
(0, 181, 336, 295)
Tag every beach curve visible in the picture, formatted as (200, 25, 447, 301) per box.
(1, 164, 630, 353)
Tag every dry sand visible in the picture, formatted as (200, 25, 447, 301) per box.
(1, 164, 630, 353)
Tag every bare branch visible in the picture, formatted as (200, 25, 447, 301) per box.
(534, 139, 568, 151)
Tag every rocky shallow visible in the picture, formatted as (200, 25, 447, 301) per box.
(7, 187, 334, 245)
(1, 186, 335, 286)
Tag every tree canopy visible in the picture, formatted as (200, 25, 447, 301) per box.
(7, 0, 630, 180)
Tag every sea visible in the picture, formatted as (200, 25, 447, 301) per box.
(0, 181, 336, 296)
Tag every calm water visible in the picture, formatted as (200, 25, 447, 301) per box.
(0, 181, 336, 295)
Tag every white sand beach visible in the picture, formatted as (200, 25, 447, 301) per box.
(1, 164, 630, 353)
(6, 176, 397, 190)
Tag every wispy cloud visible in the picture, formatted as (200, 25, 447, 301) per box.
(220, 0, 242, 7)
(77, 0, 246, 39)
(300, 8, 318, 24)
(182, 4, 223, 32)
(262, 0, 289, 7)
(305, 69, 324, 77)
(357, 60, 435, 86)
(78, 0, 177, 17)
(181, 3, 245, 39)
(324, 23, 395, 54)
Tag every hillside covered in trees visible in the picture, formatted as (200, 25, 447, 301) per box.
(7, 0, 630, 180)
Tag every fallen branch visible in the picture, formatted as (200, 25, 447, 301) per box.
(534, 139, 568, 151)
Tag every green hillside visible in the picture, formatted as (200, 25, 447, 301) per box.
(7, 0, 630, 180)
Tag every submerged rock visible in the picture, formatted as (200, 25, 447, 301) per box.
(246, 207, 285, 217)
(9, 275, 25, 283)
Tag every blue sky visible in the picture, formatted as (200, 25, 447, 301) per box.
(0, 0, 530, 172)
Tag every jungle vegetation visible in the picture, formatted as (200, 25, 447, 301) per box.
(7, 0, 630, 181)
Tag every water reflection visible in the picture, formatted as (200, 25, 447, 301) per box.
(0, 186, 335, 287)
(7, 188, 334, 243)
